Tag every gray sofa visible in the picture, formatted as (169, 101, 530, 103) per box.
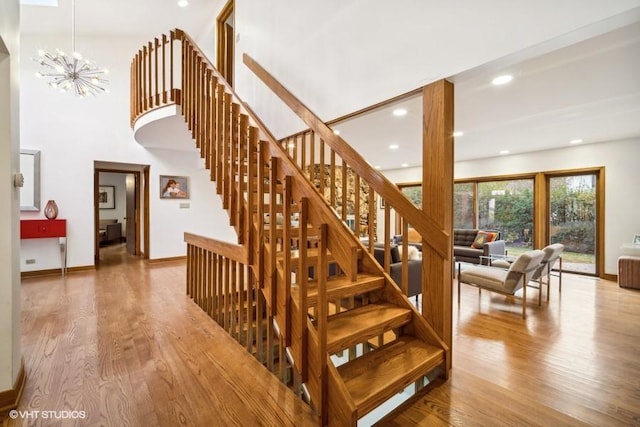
(373, 244, 422, 299)
(99, 219, 122, 244)
(454, 228, 505, 265)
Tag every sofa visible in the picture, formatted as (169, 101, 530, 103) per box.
(99, 219, 123, 245)
(373, 243, 422, 299)
(454, 228, 505, 265)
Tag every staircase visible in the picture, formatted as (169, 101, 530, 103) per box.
(131, 29, 452, 426)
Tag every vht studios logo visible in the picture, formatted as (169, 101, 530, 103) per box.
(9, 410, 87, 420)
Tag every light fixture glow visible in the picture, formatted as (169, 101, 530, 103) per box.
(33, 0, 108, 97)
(401, 163, 409, 168)
(374, 165, 381, 170)
(499, 150, 510, 155)
(392, 108, 407, 117)
(570, 139, 583, 144)
(333, 129, 340, 135)
(453, 131, 464, 137)
(492, 75, 513, 86)
(177, 0, 189, 7)
(287, 142, 296, 148)
(389, 144, 399, 150)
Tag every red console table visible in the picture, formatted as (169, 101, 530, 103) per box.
(20, 219, 67, 275)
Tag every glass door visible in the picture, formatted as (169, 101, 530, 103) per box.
(548, 174, 597, 275)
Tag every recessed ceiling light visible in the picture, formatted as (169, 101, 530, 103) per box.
(392, 109, 407, 117)
(492, 75, 513, 86)
(453, 131, 464, 137)
(401, 163, 409, 168)
(374, 165, 381, 170)
(570, 139, 583, 144)
(333, 129, 341, 135)
(499, 150, 510, 155)
(177, 0, 188, 7)
(389, 144, 399, 150)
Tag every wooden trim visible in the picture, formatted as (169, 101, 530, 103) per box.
(143, 166, 150, 260)
(147, 255, 187, 264)
(184, 233, 248, 264)
(21, 265, 95, 279)
(216, 0, 234, 85)
(0, 358, 26, 417)
(603, 273, 617, 282)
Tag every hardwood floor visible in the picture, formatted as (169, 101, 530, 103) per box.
(6, 247, 640, 426)
(379, 272, 640, 426)
(7, 244, 316, 427)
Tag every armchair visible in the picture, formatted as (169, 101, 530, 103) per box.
(458, 249, 545, 318)
(529, 243, 564, 303)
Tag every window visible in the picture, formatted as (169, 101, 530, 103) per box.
(478, 179, 534, 254)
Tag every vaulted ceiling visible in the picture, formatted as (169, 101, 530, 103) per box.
(20, 1, 640, 168)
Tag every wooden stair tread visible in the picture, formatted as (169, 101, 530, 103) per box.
(327, 303, 412, 355)
(291, 273, 384, 305)
(337, 336, 444, 418)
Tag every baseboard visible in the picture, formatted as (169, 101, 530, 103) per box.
(21, 265, 95, 279)
(602, 273, 617, 282)
(148, 255, 187, 264)
(0, 358, 26, 419)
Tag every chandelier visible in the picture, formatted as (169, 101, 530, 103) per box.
(33, 0, 109, 97)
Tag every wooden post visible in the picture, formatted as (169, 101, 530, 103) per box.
(421, 80, 454, 374)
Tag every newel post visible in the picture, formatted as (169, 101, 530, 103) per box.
(421, 80, 454, 374)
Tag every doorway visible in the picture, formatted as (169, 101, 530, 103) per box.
(217, 0, 234, 86)
(94, 163, 150, 265)
(546, 170, 602, 276)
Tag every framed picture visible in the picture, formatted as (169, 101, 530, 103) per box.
(98, 185, 115, 209)
(160, 175, 189, 199)
(633, 234, 640, 246)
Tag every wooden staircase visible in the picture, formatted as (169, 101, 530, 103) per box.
(131, 29, 451, 426)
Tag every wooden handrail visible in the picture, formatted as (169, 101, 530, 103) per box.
(243, 53, 450, 260)
(184, 232, 248, 264)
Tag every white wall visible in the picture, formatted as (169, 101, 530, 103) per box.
(0, 0, 21, 393)
(382, 139, 640, 276)
(19, 33, 236, 271)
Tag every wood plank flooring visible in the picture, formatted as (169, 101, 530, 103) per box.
(379, 272, 640, 426)
(5, 245, 640, 426)
(7, 244, 317, 427)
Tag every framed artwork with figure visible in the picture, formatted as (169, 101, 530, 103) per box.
(160, 175, 189, 199)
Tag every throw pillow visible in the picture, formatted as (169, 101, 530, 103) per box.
(397, 245, 421, 260)
(471, 231, 498, 249)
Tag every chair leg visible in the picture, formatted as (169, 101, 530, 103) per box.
(558, 257, 563, 293)
(457, 264, 461, 304)
(522, 273, 527, 319)
(538, 278, 542, 306)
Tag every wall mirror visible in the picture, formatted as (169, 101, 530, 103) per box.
(20, 149, 41, 211)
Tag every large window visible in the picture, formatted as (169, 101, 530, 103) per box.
(454, 182, 474, 229)
(549, 174, 597, 274)
(478, 179, 534, 254)
(454, 168, 603, 277)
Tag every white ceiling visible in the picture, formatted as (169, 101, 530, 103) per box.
(19, 1, 640, 168)
(334, 21, 640, 167)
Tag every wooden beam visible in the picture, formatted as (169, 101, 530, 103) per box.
(421, 80, 454, 374)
